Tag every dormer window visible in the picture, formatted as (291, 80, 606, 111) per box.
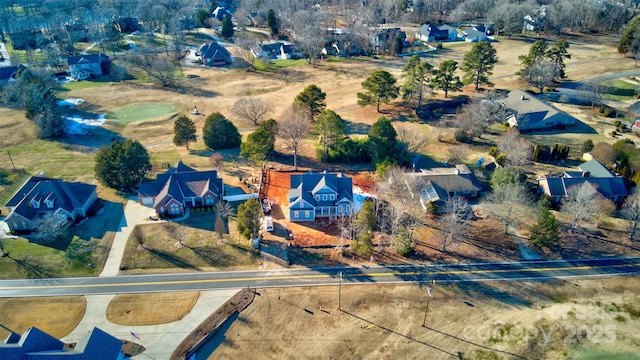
(330, 194, 335, 200)
(322, 195, 328, 201)
(44, 199, 54, 208)
(31, 198, 40, 208)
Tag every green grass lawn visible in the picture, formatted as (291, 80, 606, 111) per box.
(61, 79, 114, 91)
(119, 212, 259, 273)
(254, 58, 308, 71)
(601, 79, 637, 100)
(0, 200, 122, 279)
(107, 103, 177, 124)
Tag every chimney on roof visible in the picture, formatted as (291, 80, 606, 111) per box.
(521, 95, 526, 100)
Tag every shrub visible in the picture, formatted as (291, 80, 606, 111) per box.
(611, 130, 618, 137)
(454, 128, 469, 142)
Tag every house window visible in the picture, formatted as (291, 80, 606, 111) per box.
(337, 206, 342, 213)
(305, 211, 310, 218)
(330, 194, 335, 200)
(205, 196, 214, 205)
(315, 195, 320, 200)
(294, 211, 299, 218)
(345, 205, 351, 214)
(323, 195, 328, 201)
(300, 203, 304, 208)
(31, 199, 40, 208)
(170, 204, 181, 215)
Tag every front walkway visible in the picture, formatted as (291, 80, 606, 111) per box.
(62, 290, 239, 360)
(100, 197, 158, 277)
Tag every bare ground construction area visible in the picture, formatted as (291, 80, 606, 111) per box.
(208, 279, 640, 360)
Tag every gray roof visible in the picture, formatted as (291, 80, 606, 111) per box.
(437, 24, 457, 32)
(628, 100, 640, 115)
(5, 176, 96, 221)
(289, 171, 353, 207)
(417, 24, 447, 38)
(200, 42, 231, 60)
(67, 54, 108, 66)
(578, 159, 614, 178)
(418, 173, 482, 195)
(503, 89, 576, 130)
(543, 177, 628, 200)
(463, 29, 486, 40)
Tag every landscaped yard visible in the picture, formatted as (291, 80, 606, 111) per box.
(119, 212, 259, 273)
(106, 103, 177, 124)
(601, 79, 638, 100)
(0, 296, 86, 339)
(107, 292, 199, 325)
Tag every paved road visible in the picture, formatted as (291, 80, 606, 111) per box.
(2, 257, 640, 297)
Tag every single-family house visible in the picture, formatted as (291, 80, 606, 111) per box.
(462, 28, 488, 42)
(415, 24, 448, 42)
(538, 159, 629, 204)
(373, 27, 406, 49)
(198, 42, 232, 66)
(0, 326, 124, 360)
(65, 23, 89, 42)
(0, 65, 23, 83)
(437, 24, 459, 40)
(212, 6, 231, 21)
(288, 171, 354, 222)
(411, 165, 482, 212)
(138, 162, 224, 216)
(67, 54, 109, 80)
(114, 17, 140, 33)
(251, 42, 300, 60)
(4, 176, 97, 233)
(524, 6, 546, 32)
(502, 89, 576, 132)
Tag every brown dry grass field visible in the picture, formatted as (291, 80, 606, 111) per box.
(210, 278, 640, 360)
(0, 296, 86, 339)
(106, 292, 199, 325)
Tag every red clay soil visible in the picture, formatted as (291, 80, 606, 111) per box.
(260, 169, 378, 247)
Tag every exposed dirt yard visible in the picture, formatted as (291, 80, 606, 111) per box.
(106, 292, 199, 325)
(0, 296, 86, 339)
(209, 278, 640, 360)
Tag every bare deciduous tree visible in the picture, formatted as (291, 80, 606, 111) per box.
(438, 196, 470, 251)
(215, 200, 235, 219)
(232, 98, 273, 125)
(396, 124, 428, 153)
(291, 10, 327, 65)
(521, 60, 558, 94)
(32, 212, 71, 243)
(278, 105, 312, 170)
(235, 34, 258, 70)
(621, 189, 640, 240)
(457, 96, 506, 139)
(127, 51, 180, 88)
(593, 197, 615, 228)
(578, 82, 605, 108)
(166, 223, 189, 247)
(132, 225, 146, 249)
(498, 128, 533, 168)
(590, 142, 616, 167)
(209, 153, 224, 168)
(448, 144, 470, 164)
(482, 183, 533, 234)
(562, 182, 603, 232)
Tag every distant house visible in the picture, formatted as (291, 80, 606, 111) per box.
(251, 42, 300, 60)
(4, 176, 98, 232)
(198, 42, 232, 66)
(114, 17, 140, 33)
(212, 6, 231, 21)
(67, 54, 110, 80)
(0, 65, 23, 83)
(538, 159, 629, 204)
(462, 28, 488, 42)
(0, 326, 124, 359)
(65, 23, 89, 42)
(411, 164, 482, 212)
(288, 171, 354, 221)
(524, 6, 546, 32)
(471, 24, 495, 36)
(138, 162, 224, 216)
(415, 24, 448, 42)
(373, 27, 406, 49)
(502, 89, 577, 132)
(437, 24, 459, 40)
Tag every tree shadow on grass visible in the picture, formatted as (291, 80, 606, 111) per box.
(189, 246, 235, 267)
(7, 255, 54, 279)
(148, 248, 200, 270)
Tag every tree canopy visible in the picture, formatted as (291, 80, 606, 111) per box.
(221, 15, 234, 39)
(529, 207, 560, 246)
(368, 116, 408, 165)
(519, 40, 548, 72)
(294, 84, 326, 121)
(203, 112, 241, 150)
(267, 9, 279, 36)
(236, 198, 262, 239)
(173, 115, 197, 150)
(546, 39, 571, 79)
(461, 42, 498, 90)
(240, 120, 277, 162)
(315, 109, 347, 162)
(401, 54, 433, 108)
(357, 70, 399, 112)
(95, 139, 152, 192)
(432, 60, 462, 98)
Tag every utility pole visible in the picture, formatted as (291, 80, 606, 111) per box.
(338, 271, 343, 311)
(7, 151, 15, 171)
(422, 287, 433, 327)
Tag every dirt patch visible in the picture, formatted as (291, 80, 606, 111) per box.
(171, 289, 254, 360)
(0, 296, 86, 339)
(106, 292, 199, 325)
(209, 278, 640, 360)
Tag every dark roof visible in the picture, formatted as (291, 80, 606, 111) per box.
(629, 100, 640, 115)
(5, 176, 97, 221)
(139, 162, 223, 207)
(73, 327, 123, 358)
(543, 177, 628, 200)
(212, 6, 231, 20)
(464, 29, 486, 40)
(417, 24, 448, 38)
(0, 65, 20, 81)
(67, 54, 109, 66)
(289, 171, 353, 207)
(0, 327, 65, 360)
(419, 173, 482, 195)
(200, 42, 231, 60)
(578, 159, 613, 178)
(260, 42, 294, 55)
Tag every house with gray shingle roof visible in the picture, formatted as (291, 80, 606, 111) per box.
(411, 164, 482, 212)
(415, 24, 449, 42)
(138, 162, 224, 216)
(4, 176, 97, 233)
(67, 54, 109, 80)
(462, 28, 488, 42)
(503, 89, 576, 132)
(538, 159, 629, 204)
(288, 171, 353, 221)
(198, 42, 231, 66)
(0, 326, 124, 359)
